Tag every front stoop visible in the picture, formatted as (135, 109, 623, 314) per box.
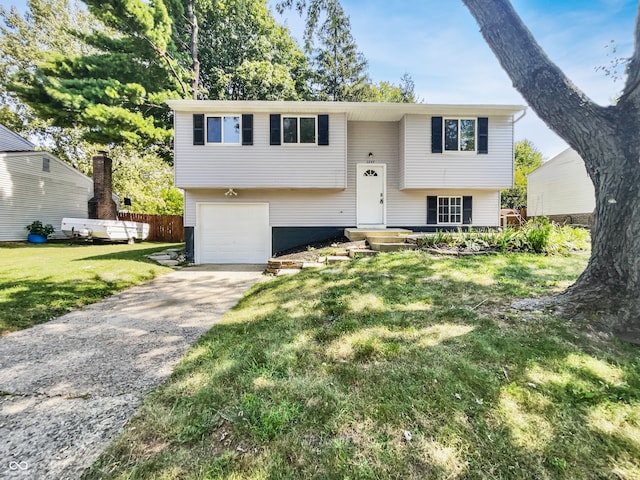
(344, 228, 417, 253)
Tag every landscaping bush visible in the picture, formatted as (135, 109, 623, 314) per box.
(418, 219, 590, 255)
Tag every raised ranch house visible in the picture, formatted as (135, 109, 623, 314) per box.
(527, 148, 595, 226)
(0, 124, 94, 241)
(167, 100, 526, 264)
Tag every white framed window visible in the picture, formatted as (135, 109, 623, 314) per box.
(206, 115, 241, 144)
(282, 116, 316, 144)
(438, 196, 462, 224)
(42, 157, 50, 172)
(444, 118, 476, 152)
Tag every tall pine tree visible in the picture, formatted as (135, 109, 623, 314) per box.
(8, 0, 186, 154)
(309, 0, 369, 101)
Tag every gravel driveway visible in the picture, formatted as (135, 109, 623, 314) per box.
(0, 266, 264, 479)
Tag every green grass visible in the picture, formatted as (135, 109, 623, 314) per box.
(0, 242, 179, 335)
(83, 252, 640, 480)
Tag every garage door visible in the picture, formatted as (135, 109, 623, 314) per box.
(197, 203, 270, 264)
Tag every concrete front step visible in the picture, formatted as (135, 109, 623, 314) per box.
(348, 248, 378, 258)
(344, 228, 412, 242)
(369, 242, 417, 252)
(366, 235, 411, 244)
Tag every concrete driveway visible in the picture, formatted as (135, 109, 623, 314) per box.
(0, 266, 265, 479)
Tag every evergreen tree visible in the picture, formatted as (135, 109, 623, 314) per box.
(309, 0, 369, 101)
(6, 0, 187, 154)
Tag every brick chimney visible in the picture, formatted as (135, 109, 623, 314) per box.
(88, 152, 118, 220)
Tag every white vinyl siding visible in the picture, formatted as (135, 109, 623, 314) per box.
(174, 112, 347, 189)
(184, 121, 503, 228)
(401, 114, 514, 189)
(0, 152, 93, 241)
(0, 124, 35, 151)
(527, 148, 595, 217)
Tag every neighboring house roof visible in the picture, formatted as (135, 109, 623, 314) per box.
(166, 100, 526, 120)
(527, 147, 577, 177)
(0, 123, 35, 152)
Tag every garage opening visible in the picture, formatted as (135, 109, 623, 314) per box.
(196, 203, 270, 264)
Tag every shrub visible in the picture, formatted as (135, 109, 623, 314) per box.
(25, 220, 55, 237)
(417, 219, 590, 255)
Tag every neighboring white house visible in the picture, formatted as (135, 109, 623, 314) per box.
(527, 148, 595, 226)
(0, 124, 94, 241)
(166, 100, 526, 264)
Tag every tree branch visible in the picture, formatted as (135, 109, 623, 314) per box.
(462, 0, 611, 157)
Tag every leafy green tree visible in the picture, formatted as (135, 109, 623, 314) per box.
(108, 146, 183, 215)
(167, 0, 310, 100)
(364, 74, 419, 103)
(501, 139, 543, 208)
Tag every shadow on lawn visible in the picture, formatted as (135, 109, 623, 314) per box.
(72, 243, 183, 263)
(86, 253, 640, 480)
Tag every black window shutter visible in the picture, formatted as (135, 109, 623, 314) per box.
(242, 114, 253, 145)
(427, 196, 438, 224)
(463, 196, 473, 224)
(318, 114, 329, 145)
(270, 114, 281, 145)
(193, 114, 205, 145)
(431, 116, 443, 153)
(478, 117, 488, 154)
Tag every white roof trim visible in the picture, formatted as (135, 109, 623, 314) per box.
(166, 100, 526, 121)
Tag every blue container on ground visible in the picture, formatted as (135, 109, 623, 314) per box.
(27, 234, 47, 243)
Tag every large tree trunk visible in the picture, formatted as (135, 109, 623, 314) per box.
(564, 143, 640, 341)
(462, 0, 640, 341)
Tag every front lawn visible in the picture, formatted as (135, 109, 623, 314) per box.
(0, 242, 180, 335)
(85, 252, 640, 479)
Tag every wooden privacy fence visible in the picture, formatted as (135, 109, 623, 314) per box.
(118, 213, 184, 242)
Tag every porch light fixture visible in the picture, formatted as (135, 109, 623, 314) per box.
(224, 188, 238, 196)
(368, 152, 374, 158)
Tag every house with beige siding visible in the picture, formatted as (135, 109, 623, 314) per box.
(527, 148, 595, 226)
(0, 124, 94, 241)
(166, 100, 525, 264)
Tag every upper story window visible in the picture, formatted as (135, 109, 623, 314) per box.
(431, 116, 488, 154)
(444, 119, 476, 152)
(42, 157, 50, 172)
(207, 115, 241, 144)
(283, 116, 316, 144)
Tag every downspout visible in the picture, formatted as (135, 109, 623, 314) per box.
(510, 108, 528, 189)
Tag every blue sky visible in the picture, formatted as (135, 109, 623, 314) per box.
(274, 0, 637, 158)
(5, 0, 638, 158)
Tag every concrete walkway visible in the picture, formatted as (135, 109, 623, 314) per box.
(0, 266, 265, 479)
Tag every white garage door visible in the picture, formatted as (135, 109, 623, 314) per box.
(197, 203, 271, 264)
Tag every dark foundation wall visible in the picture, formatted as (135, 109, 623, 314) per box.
(185, 227, 194, 263)
(272, 227, 347, 255)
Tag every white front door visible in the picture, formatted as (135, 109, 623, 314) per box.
(356, 164, 386, 227)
